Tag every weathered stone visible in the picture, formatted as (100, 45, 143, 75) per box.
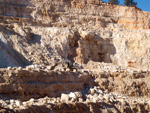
(29, 98, 35, 102)
(61, 68, 65, 71)
(7, 67, 12, 70)
(78, 98, 84, 102)
(89, 89, 95, 95)
(71, 97, 76, 102)
(73, 69, 77, 72)
(69, 92, 76, 99)
(18, 67, 22, 70)
(26, 67, 32, 71)
(66, 69, 70, 72)
(0, 0, 149, 112)
(10, 99, 15, 104)
(61, 93, 69, 102)
(15, 100, 22, 106)
(74, 92, 82, 98)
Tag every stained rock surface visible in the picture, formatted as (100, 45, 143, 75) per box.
(0, 0, 150, 70)
(0, 68, 149, 112)
(0, 0, 150, 112)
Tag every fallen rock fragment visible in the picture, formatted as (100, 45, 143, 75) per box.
(61, 93, 69, 102)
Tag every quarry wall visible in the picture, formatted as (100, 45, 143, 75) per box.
(0, 0, 149, 70)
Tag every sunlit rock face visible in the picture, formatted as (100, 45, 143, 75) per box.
(0, 0, 150, 70)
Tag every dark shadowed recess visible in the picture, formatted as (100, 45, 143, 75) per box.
(0, 39, 31, 68)
(59, 31, 116, 64)
(27, 33, 41, 45)
(0, 26, 32, 68)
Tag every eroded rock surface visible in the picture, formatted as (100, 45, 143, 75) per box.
(0, 0, 150, 112)
(0, 69, 149, 112)
(0, 0, 150, 70)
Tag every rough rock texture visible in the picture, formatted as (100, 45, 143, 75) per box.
(0, 0, 150, 112)
(0, 69, 149, 112)
(0, 68, 94, 101)
(0, 0, 150, 70)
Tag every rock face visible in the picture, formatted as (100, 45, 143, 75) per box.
(0, 69, 93, 101)
(0, 69, 149, 112)
(0, 0, 150, 70)
(0, 1, 150, 112)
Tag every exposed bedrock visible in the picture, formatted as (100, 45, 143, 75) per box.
(0, 69, 149, 112)
(0, 26, 150, 70)
(0, 0, 150, 112)
(0, 69, 150, 100)
(0, 69, 94, 101)
(0, 0, 149, 70)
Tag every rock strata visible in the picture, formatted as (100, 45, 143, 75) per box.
(0, 0, 150, 112)
(0, 69, 148, 112)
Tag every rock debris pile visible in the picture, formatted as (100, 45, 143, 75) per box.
(0, 69, 148, 112)
(0, 83, 150, 112)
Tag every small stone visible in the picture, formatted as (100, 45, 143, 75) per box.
(87, 94, 93, 100)
(109, 98, 114, 103)
(78, 98, 84, 102)
(71, 97, 76, 102)
(36, 68, 40, 71)
(94, 86, 98, 90)
(10, 99, 15, 104)
(18, 67, 22, 70)
(116, 96, 122, 99)
(69, 92, 76, 98)
(41, 66, 45, 69)
(123, 96, 127, 99)
(66, 69, 70, 71)
(93, 93, 99, 98)
(61, 93, 69, 101)
(8, 73, 12, 77)
(61, 68, 65, 71)
(98, 96, 104, 100)
(47, 66, 52, 70)
(89, 89, 95, 95)
(93, 98, 98, 103)
(26, 67, 31, 71)
(74, 92, 82, 98)
(12, 67, 17, 70)
(81, 69, 85, 73)
(73, 69, 77, 72)
(22, 102, 27, 105)
(5, 100, 10, 104)
(15, 100, 22, 106)
(98, 90, 103, 94)
(105, 89, 109, 93)
(103, 94, 109, 101)
(86, 99, 90, 103)
(29, 98, 35, 102)
(7, 67, 12, 70)
(8, 104, 14, 109)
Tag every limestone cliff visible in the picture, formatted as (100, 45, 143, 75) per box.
(0, 0, 150, 70)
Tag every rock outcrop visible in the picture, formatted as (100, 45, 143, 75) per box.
(0, 0, 150, 70)
(0, 0, 150, 112)
(0, 69, 149, 112)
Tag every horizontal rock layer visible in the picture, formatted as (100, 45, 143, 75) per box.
(0, 69, 149, 112)
(0, 69, 93, 101)
(0, 0, 150, 70)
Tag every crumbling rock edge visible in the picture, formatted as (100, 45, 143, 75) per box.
(0, 68, 149, 112)
(0, 0, 150, 112)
